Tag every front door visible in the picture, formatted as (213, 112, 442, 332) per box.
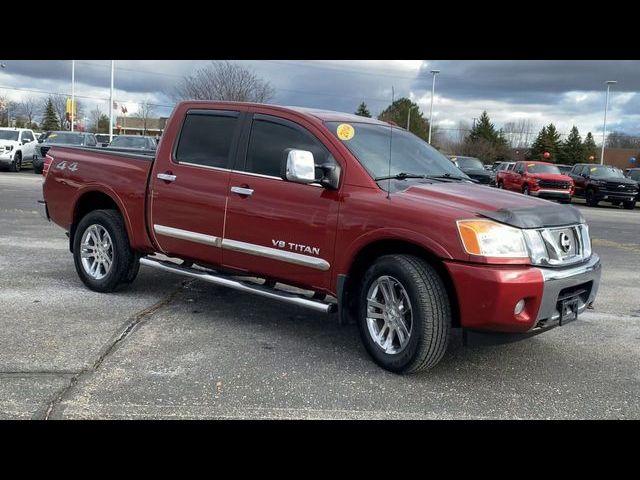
(150, 108, 245, 265)
(222, 113, 341, 292)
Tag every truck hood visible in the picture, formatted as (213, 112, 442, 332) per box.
(400, 181, 584, 228)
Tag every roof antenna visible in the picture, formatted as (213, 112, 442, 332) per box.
(387, 86, 394, 199)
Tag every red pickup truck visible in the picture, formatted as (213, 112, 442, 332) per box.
(38, 101, 601, 374)
(498, 161, 574, 203)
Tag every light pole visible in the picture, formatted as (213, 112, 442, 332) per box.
(600, 80, 617, 165)
(109, 60, 114, 142)
(428, 69, 440, 144)
(70, 60, 75, 131)
(1, 62, 8, 126)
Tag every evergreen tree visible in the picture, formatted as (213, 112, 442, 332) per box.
(378, 97, 429, 140)
(355, 102, 371, 118)
(583, 132, 598, 163)
(97, 114, 110, 133)
(529, 123, 562, 161)
(461, 111, 510, 162)
(41, 98, 60, 130)
(560, 126, 584, 165)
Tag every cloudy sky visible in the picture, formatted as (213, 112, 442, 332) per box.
(1, 60, 638, 141)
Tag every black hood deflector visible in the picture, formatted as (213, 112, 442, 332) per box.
(478, 204, 585, 229)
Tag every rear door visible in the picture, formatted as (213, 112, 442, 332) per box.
(149, 108, 245, 265)
(222, 112, 341, 291)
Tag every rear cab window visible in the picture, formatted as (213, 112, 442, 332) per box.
(174, 110, 240, 169)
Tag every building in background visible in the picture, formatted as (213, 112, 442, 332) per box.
(114, 116, 168, 136)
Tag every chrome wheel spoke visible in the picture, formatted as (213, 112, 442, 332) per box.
(366, 275, 413, 355)
(80, 224, 114, 280)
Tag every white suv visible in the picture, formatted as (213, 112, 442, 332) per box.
(0, 128, 37, 172)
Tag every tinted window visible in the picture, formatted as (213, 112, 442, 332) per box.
(515, 163, 524, 173)
(175, 112, 238, 168)
(0, 130, 19, 141)
(581, 165, 591, 176)
(86, 135, 97, 147)
(455, 157, 484, 170)
(244, 116, 333, 178)
(44, 132, 84, 145)
(22, 131, 35, 142)
(629, 171, 640, 181)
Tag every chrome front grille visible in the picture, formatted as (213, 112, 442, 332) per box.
(523, 224, 591, 267)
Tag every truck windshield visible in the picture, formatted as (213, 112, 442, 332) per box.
(325, 121, 465, 182)
(454, 157, 484, 170)
(0, 130, 19, 141)
(527, 163, 561, 174)
(589, 165, 625, 179)
(44, 132, 84, 145)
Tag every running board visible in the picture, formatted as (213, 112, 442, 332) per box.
(139, 257, 337, 314)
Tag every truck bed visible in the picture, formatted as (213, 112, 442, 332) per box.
(42, 145, 157, 252)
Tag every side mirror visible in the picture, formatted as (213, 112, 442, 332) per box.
(282, 149, 316, 184)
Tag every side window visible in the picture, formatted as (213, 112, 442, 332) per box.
(86, 135, 97, 147)
(514, 163, 523, 174)
(22, 131, 34, 143)
(507, 163, 515, 171)
(175, 111, 239, 168)
(581, 165, 591, 176)
(571, 165, 580, 174)
(242, 115, 335, 178)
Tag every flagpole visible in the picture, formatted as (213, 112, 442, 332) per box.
(109, 60, 114, 142)
(71, 60, 75, 132)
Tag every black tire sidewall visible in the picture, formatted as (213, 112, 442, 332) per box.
(358, 256, 436, 373)
(73, 209, 133, 292)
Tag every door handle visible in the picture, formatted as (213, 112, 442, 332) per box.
(157, 173, 176, 182)
(231, 186, 254, 196)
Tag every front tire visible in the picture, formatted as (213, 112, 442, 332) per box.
(586, 189, 599, 207)
(73, 209, 138, 292)
(623, 200, 636, 210)
(10, 153, 21, 172)
(358, 255, 451, 374)
(523, 185, 530, 195)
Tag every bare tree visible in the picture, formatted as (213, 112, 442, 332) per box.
(42, 94, 84, 130)
(606, 130, 640, 149)
(173, 61, 275, 103)
(0, 92, 19, 127)
(89, 106, 103, 133)
(19, 96, 40, 128)
(134, 99, 156, 134)
(503, 119, 535, 148)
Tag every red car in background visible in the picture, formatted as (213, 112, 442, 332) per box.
(500, 161, 574, 203)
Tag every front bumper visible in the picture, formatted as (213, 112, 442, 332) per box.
(597, 189, 637, 202)
(529, 188, 571, 199)
(445, 254, 601, 333)
(0, 151, 14, 165)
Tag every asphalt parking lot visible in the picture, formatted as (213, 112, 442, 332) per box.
(1, 170, 638, 419)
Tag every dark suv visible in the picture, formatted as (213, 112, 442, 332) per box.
(624, 168, 640, 203)
(33, 131, 98, 174)
(448, 156, 491, 185)
(569, 163, 638, 209)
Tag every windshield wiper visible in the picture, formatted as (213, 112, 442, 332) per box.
(374, 172, 431, 181)
(426, 173, 469, 181)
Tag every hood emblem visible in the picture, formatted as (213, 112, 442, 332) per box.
(559, 232, 571, 253)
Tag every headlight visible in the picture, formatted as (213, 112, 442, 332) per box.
(456, 219, 528, 258)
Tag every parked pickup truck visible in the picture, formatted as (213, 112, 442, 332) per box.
(498, 161, 574, 203)
(39, 101, 602, 374)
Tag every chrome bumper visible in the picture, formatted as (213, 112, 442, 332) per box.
(529, 189, 571, 197)
(535, 254, 601, 327)
(37, 200, 49, 221)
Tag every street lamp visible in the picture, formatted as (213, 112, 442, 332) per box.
(600, 80, 617, 165)
(428, 69, 440, 144)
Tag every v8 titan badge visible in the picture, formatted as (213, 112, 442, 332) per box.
(336, 123, 355, 141)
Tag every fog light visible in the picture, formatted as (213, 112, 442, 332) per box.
(514, 299, 526, 315)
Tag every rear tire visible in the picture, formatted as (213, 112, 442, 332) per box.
(358, 254, 451, 374)
(34, 165, 43, 174)
(586, 189, 599, 207)
(73, 209, 137, 292)
(10, 153, 21, 172)
(623, 200, 636, 210)
(497, 182, 504, 189)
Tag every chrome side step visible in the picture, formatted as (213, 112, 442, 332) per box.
(139, 257, 337, 314)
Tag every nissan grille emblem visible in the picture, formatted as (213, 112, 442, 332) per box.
(559, 232, 571, 253)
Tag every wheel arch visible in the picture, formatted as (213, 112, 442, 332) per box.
(69, 189, 131, 253)
(339, 238, 460, 328)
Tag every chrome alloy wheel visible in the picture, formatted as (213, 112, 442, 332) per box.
(80, 224, 114, 280)
(366, 275, 413, 355)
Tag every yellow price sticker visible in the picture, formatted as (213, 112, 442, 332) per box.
(336, 123, 355, 141)
(590, 167, 597, 172)
(528, 163, 536, 167)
